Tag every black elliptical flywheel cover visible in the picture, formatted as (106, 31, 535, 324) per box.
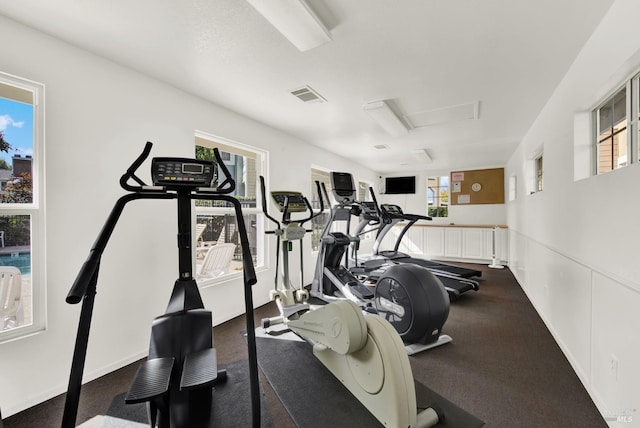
(374, 264, 450, 345)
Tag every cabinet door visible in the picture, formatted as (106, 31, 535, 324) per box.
(424, 227, 444, 258)
(398, 226, 424, 257)
(462, 228, 485, 259)
(444, 228, 462, 257)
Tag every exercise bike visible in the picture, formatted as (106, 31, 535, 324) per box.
(259, 181, 443, 427)
(61, 142, 260, 428)
(311, 172, 452, 355)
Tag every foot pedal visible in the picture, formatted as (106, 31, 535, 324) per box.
(350, 283, 374, 300)
(125, 357, 174, 404)
(180, 347, 219, 390)
(282, 303, 309, 319)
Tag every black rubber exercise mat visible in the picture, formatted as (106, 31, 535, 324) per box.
(256, 335, 484, 428)
(107, 359, 272, 427)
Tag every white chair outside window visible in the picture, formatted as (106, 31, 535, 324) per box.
(196, 243, 236, 280)
(0, 266, 24, 330)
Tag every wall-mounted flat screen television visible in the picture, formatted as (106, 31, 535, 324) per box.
(385, 176, 416, 194)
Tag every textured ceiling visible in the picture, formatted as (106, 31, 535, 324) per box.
(0, 0, 615, 172)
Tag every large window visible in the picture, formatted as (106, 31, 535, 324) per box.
(427, 176, 448, 217)
(194, 133, 265, 284)
(310, 167, 331, 251)
(357, 180, 373, 202)
(595, 86, 628, 174)
(0, 72, 44, 342)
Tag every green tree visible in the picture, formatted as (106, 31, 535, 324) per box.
(195, 145, 216, 162)
(0, 131, 11, 153)
(0, 159, 10, 170)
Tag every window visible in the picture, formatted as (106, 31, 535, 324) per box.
(595, 86, 628, 174)
(427, 176, 448, 217)
(634, 73, 640, 163)
(357, 180, 373, 202)
(310, 167, 331, 251)
(194, 133, 265, 284)
(535, 155, 544, 192)
(0, 72, 44, 342)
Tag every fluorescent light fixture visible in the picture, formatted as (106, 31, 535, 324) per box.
(363, 100, 410, 137)
(405, 101, 479, 128)
(246, 0, 332, 52)
(411, 149, 432, 163)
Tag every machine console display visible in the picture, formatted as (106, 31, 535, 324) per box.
(271, 191, 307, 213)
(330, 172, 356, 202)
(151, 157, 216, 189)
(358, 201, 380, 221)
(381, 204, 404, 216)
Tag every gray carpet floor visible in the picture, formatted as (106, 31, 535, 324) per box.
(4, 264, 607, 428)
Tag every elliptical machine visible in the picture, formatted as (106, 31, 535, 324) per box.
(258, 176, 322, 327)
(259, 180, 444, 427)
(61, 142, 260, 428)
(311, 171, 452, 355)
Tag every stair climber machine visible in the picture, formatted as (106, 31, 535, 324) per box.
(311, 172, 452, 355)
(61, 142, 260, 428)
(259, 179, 444, 428)
(352, 190, 480, 301)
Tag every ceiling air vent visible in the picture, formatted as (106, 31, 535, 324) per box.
(374, 144, 390, 149)
(290, 85, 326, 103)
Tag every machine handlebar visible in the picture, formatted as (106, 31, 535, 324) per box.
(260, 176, 323, 228)
(120, 141, 153, 191)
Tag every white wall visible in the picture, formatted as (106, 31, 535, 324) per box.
(506, 0, 640, 425)
(0, 16, 377, 417)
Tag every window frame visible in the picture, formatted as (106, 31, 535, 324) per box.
(535, 154, 544, 192)
(310, 166, 331, 252)
(193, 131, 266, 287)
(0, 71, 45, 343)
(427, 176, 449, 218)
(591, 71, 640, 175)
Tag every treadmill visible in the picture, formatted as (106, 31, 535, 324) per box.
(351, 200, 480, 301)
(376, 204, 482, 279)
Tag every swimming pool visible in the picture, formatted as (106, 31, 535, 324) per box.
(0, 252, 31, 274)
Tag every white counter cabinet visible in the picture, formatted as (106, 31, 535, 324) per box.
(396, 224, 508, 264)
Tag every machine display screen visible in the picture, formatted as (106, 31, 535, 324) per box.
(182, 163, 204, 174)
(332, 172, 354, 191)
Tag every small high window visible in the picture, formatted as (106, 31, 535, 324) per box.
(535, 155, 544, 192)
(595, 86, 628, 174)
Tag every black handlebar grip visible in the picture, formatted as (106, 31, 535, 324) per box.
(66, 258, 99, 304)
(120, 142, 153, 191)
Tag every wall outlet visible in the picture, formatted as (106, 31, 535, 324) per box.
(610, 354, 619, 382)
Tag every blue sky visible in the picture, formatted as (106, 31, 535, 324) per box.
(0, 97, 33, 168)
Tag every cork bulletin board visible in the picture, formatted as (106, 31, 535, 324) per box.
(450, 168, 505, 205)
